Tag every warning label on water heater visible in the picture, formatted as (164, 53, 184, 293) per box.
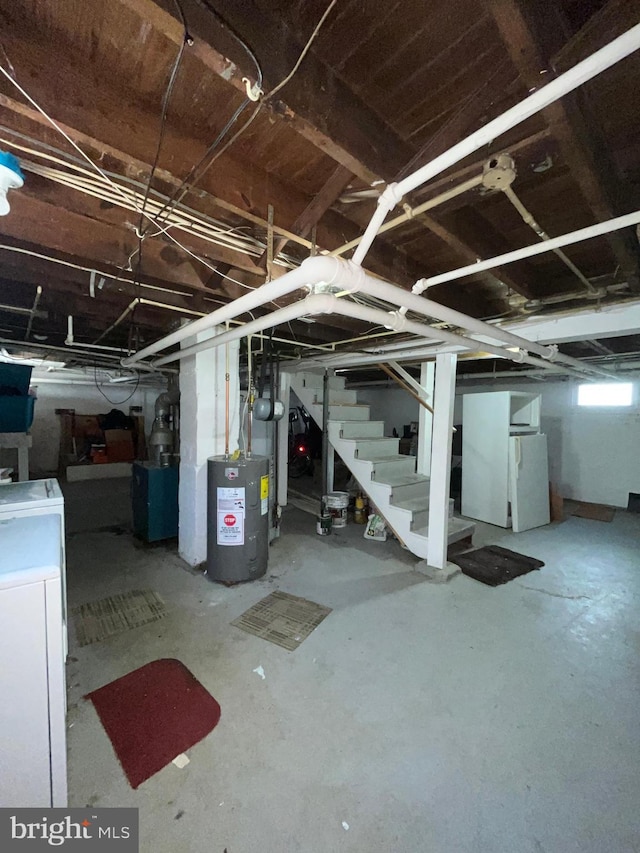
(217, 510, 244, 545)
(260, 475, 269, 516)
(217, 486, 245, 546)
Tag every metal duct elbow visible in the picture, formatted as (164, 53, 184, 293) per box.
(154, 385, 180, 415)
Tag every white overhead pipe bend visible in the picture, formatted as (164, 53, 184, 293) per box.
(122, 255, 354, 367)
(352, 24, 640, 266)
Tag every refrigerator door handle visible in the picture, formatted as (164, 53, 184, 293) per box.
(514, 437, 521, 476)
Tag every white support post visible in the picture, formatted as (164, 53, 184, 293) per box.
(417, 362, 435, 477)
(178, 327, 240, 567)
(326, 445, 335, 494)
(277, 371, 291, 508)
(426, 354, 457, 570)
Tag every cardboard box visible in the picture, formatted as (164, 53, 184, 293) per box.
(104, 429, 135, 463)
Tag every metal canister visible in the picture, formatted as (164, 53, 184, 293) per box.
(316, 512, 332, 536)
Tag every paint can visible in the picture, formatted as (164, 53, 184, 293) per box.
(324, 491, 349, 529)
(316, 512, 332, 536)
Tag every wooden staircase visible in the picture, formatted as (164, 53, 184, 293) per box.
(289, 371, 474, 560)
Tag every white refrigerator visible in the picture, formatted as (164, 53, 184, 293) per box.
(0, 514, 67, 807)
(462, 391, 550, 531)
(0, 479, 68, 656)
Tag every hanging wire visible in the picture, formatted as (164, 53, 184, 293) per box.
(93, 365, 141, 405)
(143, 0, 338, 231)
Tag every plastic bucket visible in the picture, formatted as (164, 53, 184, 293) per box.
(324, 491, 349, 528)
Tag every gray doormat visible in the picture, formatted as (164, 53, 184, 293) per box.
(72, 590, 168, 647)
(450, 545, 544, 587)
(231, 590, 332, 651)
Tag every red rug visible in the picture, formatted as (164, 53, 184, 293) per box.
(86, 658, 221, 789)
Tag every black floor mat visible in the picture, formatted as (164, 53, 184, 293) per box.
(450, 545, 544, 587)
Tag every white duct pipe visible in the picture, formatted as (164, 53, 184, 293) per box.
(413, 209, 640, 290)
(121, 255, 351, 367)
(352, 24, 640, 265)
(330, 301, 587, 378)
(153, 289, 585, 380)
(152, 293, 340, 367)
(356, 267, 614, 379)
(330, 174, 483, 258)
(352, 266, 555, 358)
(132, 247, 615, 378)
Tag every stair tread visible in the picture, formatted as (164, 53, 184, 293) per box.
(311, 402, 368, 407)
(376, 472, 429, 487)
(341, 437, 397, 443)
(366, 454, 411, 462)
(411, 516, 475, 539)
(329, 419, 385, 426)
(393, 496, 431, 511)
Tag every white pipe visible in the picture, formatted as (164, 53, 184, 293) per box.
(330, 174, 482, 258)
(153, 290, 585, 379)
(72, 342, 130, 353)
(502, 185, 596, 294)
(352, 24, 640, 265)
(122, 255, 350, 366)
(65, 315, 73, 346)
(413, 209, 640, 290)
(25, 285, 42, 341)
(357, 268, 555, 358)
(328, 301, 586, 377)
(152, 293, 339, 367)
(0, 337, 175, 373)
(357, 267, 613, 379)
(149, 251, 613, 378)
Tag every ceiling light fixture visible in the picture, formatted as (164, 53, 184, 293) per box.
(0, 150, 24, 215)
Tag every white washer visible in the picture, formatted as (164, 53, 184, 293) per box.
(0, 514, 67, 807)
(0, 479, 67, 656)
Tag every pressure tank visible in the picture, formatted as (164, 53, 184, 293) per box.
(206, 455, 269, 583)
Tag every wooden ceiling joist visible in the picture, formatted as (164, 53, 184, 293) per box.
(114, 0, 415, 184)
(486, 0, 640, 286)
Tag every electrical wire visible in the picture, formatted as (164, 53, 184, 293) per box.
(201, 1, 263, 89)
(93, 365, 141, 405)
(139, 4, 189, 223)
(141, 97, 253, 235)
(143, 0, 337, 233)
(131, 2, 190, 338)
(263, 0, 338, 103)
(0, 55, 242, 290)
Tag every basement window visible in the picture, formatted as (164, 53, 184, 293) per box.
(577, 382, 633, 407)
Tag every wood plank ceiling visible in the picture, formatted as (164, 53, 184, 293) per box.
(0, 0, 638, 363)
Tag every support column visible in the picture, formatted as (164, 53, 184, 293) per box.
(276, 371, 291, 509)
(426, 353, 458, 571)
(178, 327, 240, 567)
(326, 446, 335, 494)
(417, 361, 435, 477)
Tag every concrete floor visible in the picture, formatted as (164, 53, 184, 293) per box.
(64, 479, 640, 852)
